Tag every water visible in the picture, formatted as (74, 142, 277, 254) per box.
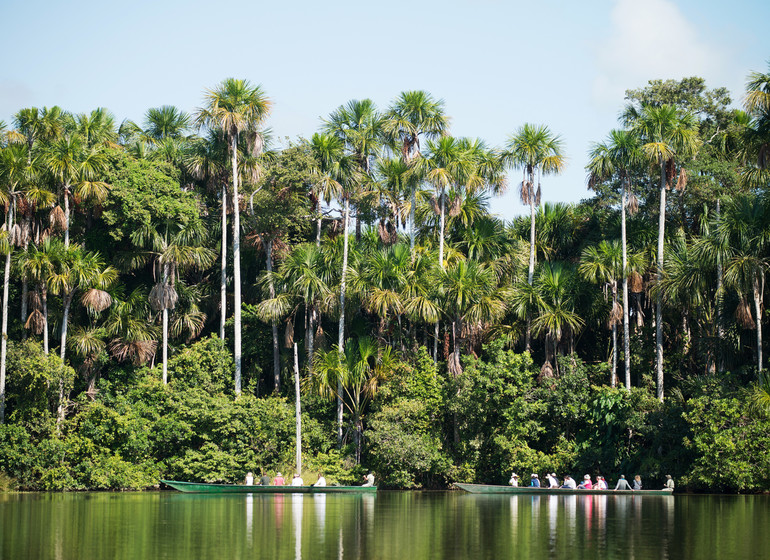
(1, 491, 768, 559)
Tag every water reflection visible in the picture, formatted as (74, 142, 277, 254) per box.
(2, 492, 770, 560)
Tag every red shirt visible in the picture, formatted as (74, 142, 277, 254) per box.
(273, 476, 285, 486)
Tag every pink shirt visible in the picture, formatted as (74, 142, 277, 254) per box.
(273, 476, 285, 486)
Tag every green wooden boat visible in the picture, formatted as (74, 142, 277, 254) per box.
(161, 480, 377, 494)
(454, 483, 674, 496)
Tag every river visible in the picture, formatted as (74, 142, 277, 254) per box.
(1, 491, 768, 559)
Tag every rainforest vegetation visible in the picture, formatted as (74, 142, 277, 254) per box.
(1, 67, 770, 493)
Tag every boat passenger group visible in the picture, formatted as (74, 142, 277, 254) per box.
(509, 472, 675, 490)
(243, 471, 376, 487)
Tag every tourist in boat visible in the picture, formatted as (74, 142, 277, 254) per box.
(292, 473, 304, 486)
(633, 475, 643, 490)
(560, 475, 576, 489)
(259, 471, 271, 486)
(508, 473, 519, 487)
(362, 472, 375, 487)
(530, 474, 540, 487)
(546, 473, 559, 488)
(577, 475, 593, 489)
(595, 476, 608, 490)
(245, 472, 254, 486)
(614, 475, 632, 490)
(273, 472, 286, 486)
(664, 475, 675, 490)
(312, 473, 327, 487)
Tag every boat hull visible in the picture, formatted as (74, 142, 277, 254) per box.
(454, 483, 673, 496)
(161, 480, 377, 494)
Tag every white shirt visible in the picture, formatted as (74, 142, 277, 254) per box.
(315, 476, 327, 487)
(245, 474, 254, 486)
(509, 477, 519, 487)
(547, 475, 559, 488)
(363, 474, 375, 487)
(291, 476, 304, 486)
(564, 478, 577, 489)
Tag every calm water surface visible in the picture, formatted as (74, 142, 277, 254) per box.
(1, 491, 769, 559)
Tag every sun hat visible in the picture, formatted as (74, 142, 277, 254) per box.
(550, 473, 556, 477)
(531, 473, 538, 477)
(511, 473, 519, 477)
(277, 472, 282, 476)
(584, 475, 591, 480)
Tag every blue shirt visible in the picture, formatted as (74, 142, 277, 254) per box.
(531, 478, 540, 487)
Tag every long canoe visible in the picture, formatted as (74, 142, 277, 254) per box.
(161, 480, 377, 494)
(454, 483, 673, 496)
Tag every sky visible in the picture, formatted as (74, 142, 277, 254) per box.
(1, 0, 768, 220)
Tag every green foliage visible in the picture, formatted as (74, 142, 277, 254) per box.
(100, 148, 201, 244)
(682, 384, 770, 492)
(167, 335, 233, 393)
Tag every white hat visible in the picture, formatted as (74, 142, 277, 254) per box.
(277, 472, 282, 476)
(550, 473, 556, 477)
(511, 473, 519, 477)
(531, 473, 538, 477)
(584, 474, 591, 480)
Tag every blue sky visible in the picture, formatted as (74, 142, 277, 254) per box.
(1, 0, 768, 220)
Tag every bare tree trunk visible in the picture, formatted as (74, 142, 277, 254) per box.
(42, 285, 49, 355)
(231, 136, 243, 395)
(266, 238, 280, 392)
(656, 157, 666, 403)
(220, 183, 227, 341)
(337, 197, 350, 445)
(57, 290, 75, 427)
(526, 191, 536, 352)
(438, 188, 446, 269)
(715, 198, 725, 373)
(410, 185, 416, 258)
(294, 343, 302, 474)
(0, 209, 11, 423)
(755, 275, 763, 372)
(64, 186, 70, 248)
(621, 182, 631, 390)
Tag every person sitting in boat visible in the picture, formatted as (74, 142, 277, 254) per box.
(560, 475, 576, 489)
(245, 472, 254, 486)
(595, 476, 608, 490)
(291, 473, 304, 486)
(259, 471, 271, 486)
(273, 472, 286, 486)
(664, 475, 675, 490)
(577, 475, 593, 489)
(546, 473, 559, 488)
(313, 473, 327, 487)
(614, 475, 632, 490)
(362, 472, 375, 487)
(508, 473, 519, 487)
(633, 475, 643, 490)
(530, 474, 540, 487)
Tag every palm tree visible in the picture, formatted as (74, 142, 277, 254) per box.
(531, 261, 584, 376)
(310, 337, 395, 463)
(0, 143, 32, 422)
(48, 244, 116, 423)
(184, 131, 229, 340)
(45, 134, 110, 248)
(195, 78, 272, 394)
(309, 132, 346, 245)
(19, 239, 57, 354)
(145, 106, 191, 141)
(743, 62, 770, 170)
(587, 129, 643, 388)
(580, 240, 624, 386)
(384, 91, 449, 255)
(130, 220, 215, 384)
(718, 195, 770, 372)
(626, 104, 700, 401)
(104, 287, 158, 367)
(502, 124, 566, 352)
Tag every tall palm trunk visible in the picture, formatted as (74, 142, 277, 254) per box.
(621, 182, 631, 389)
(64, 185, 71, 248)
(715, 198, 725, 373)
(220, 183, 227, 341)
(162, 263, 169, 385)
(611, 281, 618, 387)
(656, 157, 666, 402)
(0, 207, 12, 424)
(410, 185, 416, 258)
(337, 196, 350, 444)
(435, 189, 447, 363)
(266, 238, 280, 392)
(231, 135, 243, 395)
(42, 284, 49, 355)
(754, 274, 763, 372)
(526, 174, 536, 352)
(57, 291, 75, 425)
(21, 216, 30, 339)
